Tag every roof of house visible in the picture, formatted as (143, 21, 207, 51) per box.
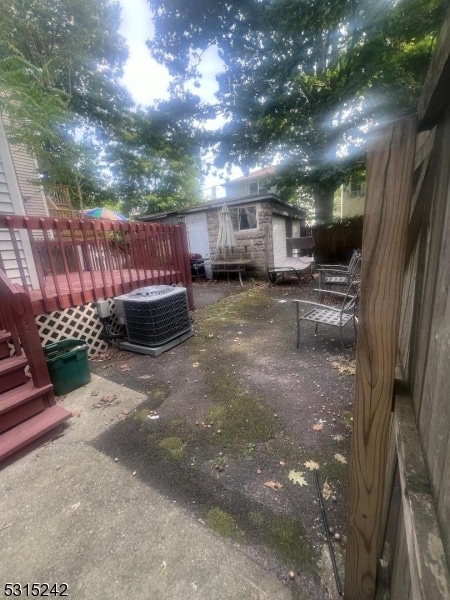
(138, 193, 306, 221)
(224, 166, 277, 186)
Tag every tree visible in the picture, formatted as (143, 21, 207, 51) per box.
(110, 97, 203, 216)
(148, 0, 444, 222)
(0, 0, 202, 213)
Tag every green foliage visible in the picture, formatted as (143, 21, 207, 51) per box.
(0, 0, 202, 212)
(148, 0, 444, 221)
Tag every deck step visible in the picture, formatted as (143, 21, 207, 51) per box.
(0, 404, 72, 464)
(0, 354, 28, 393)
(0, 381, 54, 434)
(0, 330, 11, 359)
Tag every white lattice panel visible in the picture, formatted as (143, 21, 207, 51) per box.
(35, 300, 123, 357)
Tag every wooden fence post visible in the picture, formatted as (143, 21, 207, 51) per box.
(344, 115, 417, 599)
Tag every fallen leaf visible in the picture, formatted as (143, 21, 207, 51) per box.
(288, 470, 308, 486)
(264, 480, 283, 491)
(92, 393, 117, 409)
(117, 411, 129, 422)
(331, 359, 356, 375)
(71, 409, 81, 418)
(332, 434, 344, 442)
(304, 460, 320, 471)
(322, 479, 332, 500)
(192, 362, 200, 368)
(312, 422, 324, 431)
(137, 375, 151, 380)
(334, 453, 347, 464)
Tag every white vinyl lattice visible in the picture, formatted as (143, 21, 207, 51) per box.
(35, 300, 123, 357)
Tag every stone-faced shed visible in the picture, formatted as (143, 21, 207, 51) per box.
(139, 194, 306, 278)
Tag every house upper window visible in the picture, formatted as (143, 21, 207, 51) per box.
(350, 180, 364, 197)
(230, 206, 258, 231)
(247, 179, 268, 195)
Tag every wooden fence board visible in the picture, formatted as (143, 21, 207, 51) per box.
(398, 243, 419, 379)
(415, 107, 450, 462)
(345, 116, 417, 600)
(394, 391, 450, 599)
(418, 12, 450, 130)
(390, 514, 411, 600)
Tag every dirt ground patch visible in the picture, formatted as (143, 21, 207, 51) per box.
(89, 277, 356, 599)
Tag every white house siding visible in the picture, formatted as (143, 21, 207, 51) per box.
(0, 116, 39, 288)
(338, 183, 365, 218)
(343, 194, 365, 217)
(0, 159, 14, 214)
(9, 143, 48, 217)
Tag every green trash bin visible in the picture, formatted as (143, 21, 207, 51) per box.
(44, 338, 91, 396)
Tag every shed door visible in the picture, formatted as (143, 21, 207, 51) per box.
(185, 212, 212, 278)
(272, 217, 287, 264)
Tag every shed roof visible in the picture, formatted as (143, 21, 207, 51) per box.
(138, 193, 306, 221)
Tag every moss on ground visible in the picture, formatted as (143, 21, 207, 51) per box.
(208, 394, 278, 448)
(188, 289, 280, 450)
(248, 510, 317, 571)
(206, 507, 245, 542)
(159, 436, 185, 460)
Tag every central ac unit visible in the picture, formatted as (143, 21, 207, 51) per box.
(114, 285, 192, 355)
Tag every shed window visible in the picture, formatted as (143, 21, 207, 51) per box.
(230, 206, 257, 231)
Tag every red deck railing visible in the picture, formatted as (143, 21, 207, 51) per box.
(0, 215, 193, 315)
(0, 268, 53, 392)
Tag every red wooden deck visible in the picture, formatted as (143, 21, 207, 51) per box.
(0, 215, 193, 315)
(28, 268, 182, 315)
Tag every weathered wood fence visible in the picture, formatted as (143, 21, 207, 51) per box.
(345, 12, 450, 600)
(308, 216, 363, 262)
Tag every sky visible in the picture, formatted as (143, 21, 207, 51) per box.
(118, 0, 242, 198)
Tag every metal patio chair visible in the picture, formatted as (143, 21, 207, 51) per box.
(316, 249, 361, 299)
(293, 280, 360, 352)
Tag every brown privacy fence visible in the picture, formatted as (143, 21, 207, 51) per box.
(344, 12, 450, 599)
(0, 215, 192, 314)
(308, 216, 363, 262)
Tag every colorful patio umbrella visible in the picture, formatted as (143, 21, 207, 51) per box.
(83, 207, 128, 221)
(216, 203, 236, 250)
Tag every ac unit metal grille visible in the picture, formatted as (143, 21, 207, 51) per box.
(115, 286, 191, 347)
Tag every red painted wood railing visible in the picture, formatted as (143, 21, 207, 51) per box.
(0, 268, 54, 393)
(0, 215, 193, 313)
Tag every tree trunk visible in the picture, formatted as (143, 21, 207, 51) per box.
(75, 177, 84, 212)
(313, 185, 335, 224)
